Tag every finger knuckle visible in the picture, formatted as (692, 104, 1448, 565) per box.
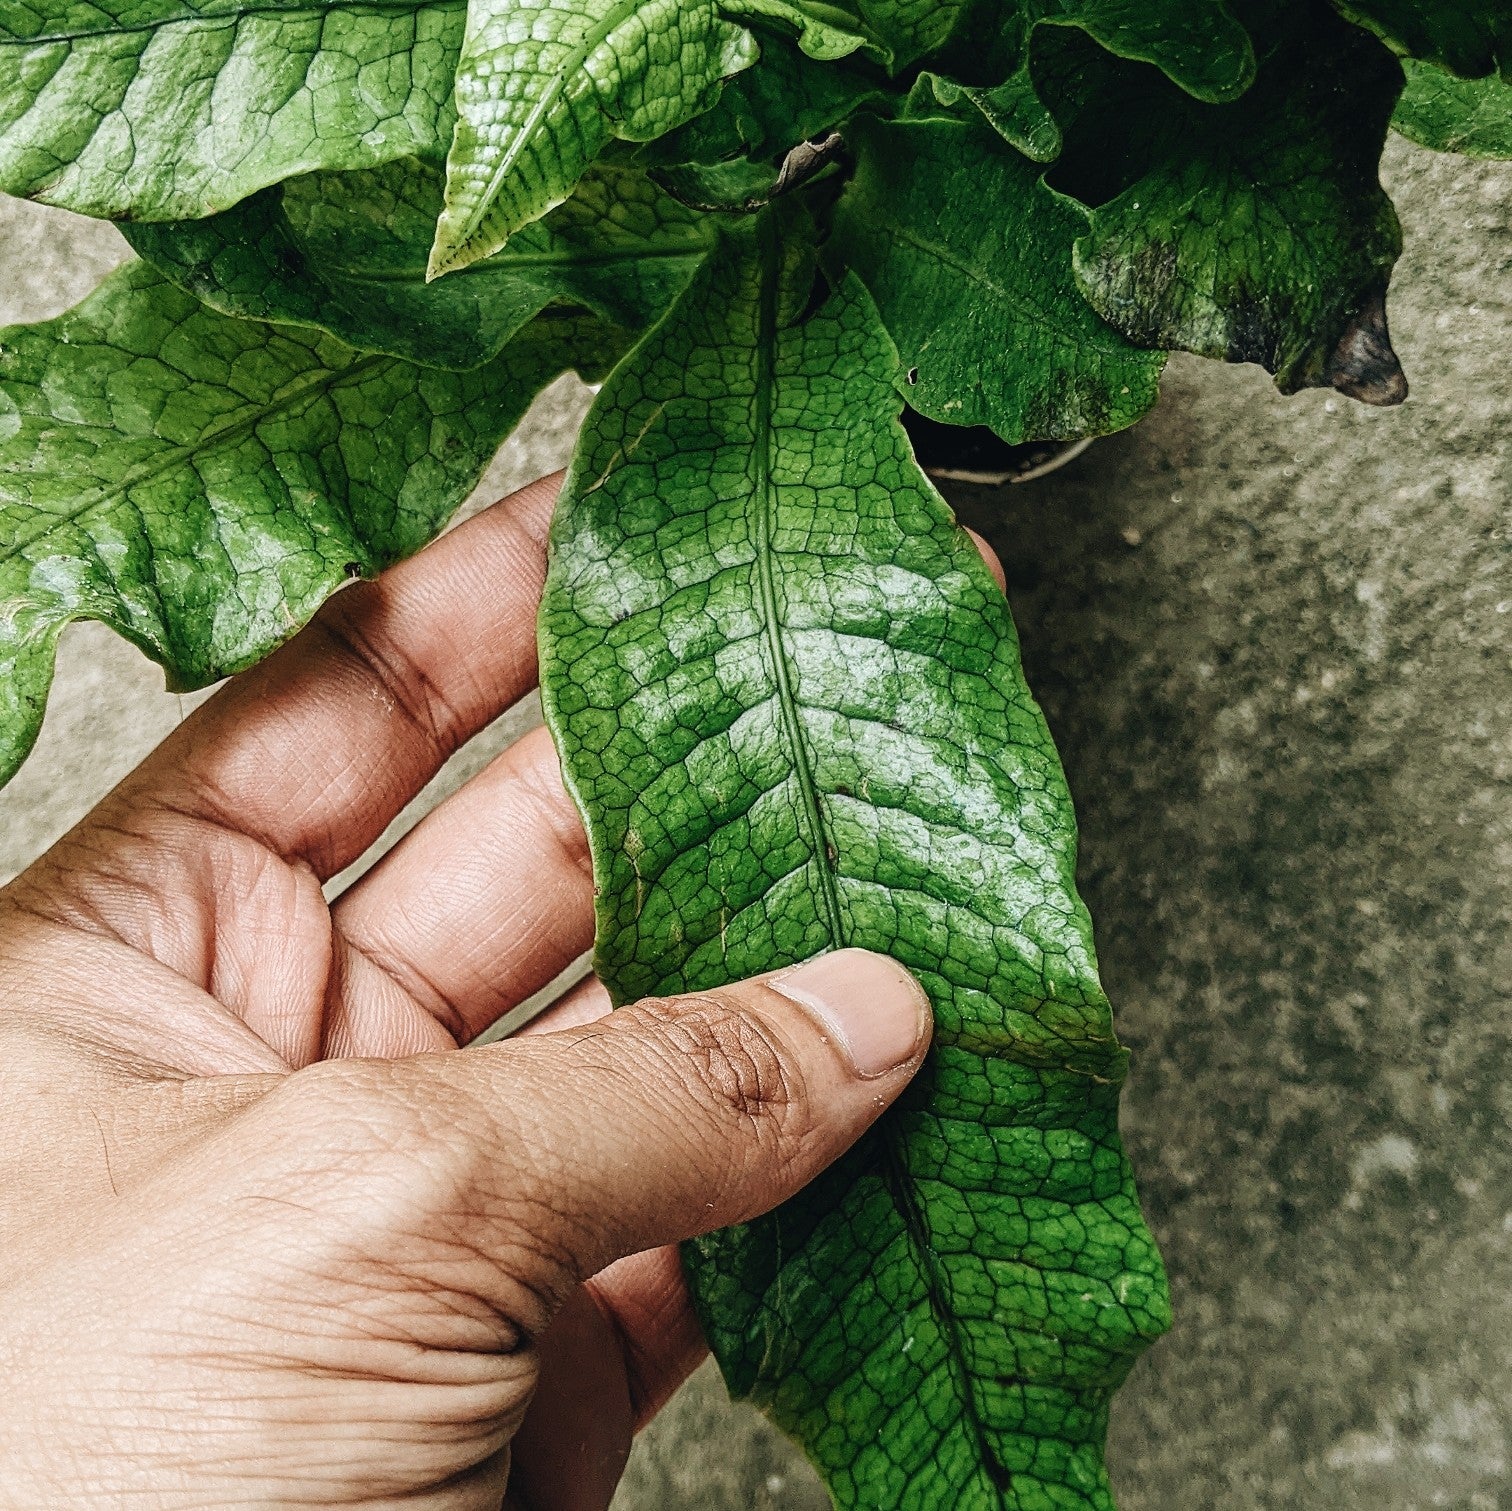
(638, 994, 809, 1142)
(278, 1055, 402, 1134)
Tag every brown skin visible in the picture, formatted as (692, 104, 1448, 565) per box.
(0, 474, 1003, 1510)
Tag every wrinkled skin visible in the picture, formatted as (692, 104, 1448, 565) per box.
(0, 475, 945, 1510)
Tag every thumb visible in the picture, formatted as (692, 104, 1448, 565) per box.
(358, 947, 931, 1310)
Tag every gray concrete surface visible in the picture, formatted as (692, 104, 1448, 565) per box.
(2, 133, 1508, 1510)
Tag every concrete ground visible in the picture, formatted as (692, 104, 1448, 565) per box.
(2, 134, 1507, 1510)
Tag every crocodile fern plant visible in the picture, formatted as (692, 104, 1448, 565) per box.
(1, 0, 1507, 1504)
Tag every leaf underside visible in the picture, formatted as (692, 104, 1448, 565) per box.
(540, 208, 1169, 1510)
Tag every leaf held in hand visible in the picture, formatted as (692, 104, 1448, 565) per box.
(540, 205, 1168, 1510)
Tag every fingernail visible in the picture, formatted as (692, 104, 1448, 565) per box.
(769, 949, 930, 1078)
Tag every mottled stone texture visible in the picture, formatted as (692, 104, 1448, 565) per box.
(962, 135, 1512, 1511)
(2, 131, 1508, 1509)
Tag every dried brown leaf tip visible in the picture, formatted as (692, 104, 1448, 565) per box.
(1327, 286, 1408, 406)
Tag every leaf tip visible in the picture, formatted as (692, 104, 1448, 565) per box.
(426, 201, 498, 282)
(424, 234, 458, 284)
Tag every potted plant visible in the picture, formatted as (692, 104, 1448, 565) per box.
(0, 1, 1506, 1504)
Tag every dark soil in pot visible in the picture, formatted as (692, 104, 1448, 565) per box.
(901, 408, 1092, 486)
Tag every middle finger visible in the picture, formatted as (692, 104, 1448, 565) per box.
(328, 724, 594, 1052)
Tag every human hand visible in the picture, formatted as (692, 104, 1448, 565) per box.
(0, 475, 935, 1510)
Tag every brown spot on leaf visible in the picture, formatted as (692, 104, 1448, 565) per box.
(773, 132, 845, 198)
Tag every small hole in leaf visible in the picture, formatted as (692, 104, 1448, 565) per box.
(906, 367, 919, 385)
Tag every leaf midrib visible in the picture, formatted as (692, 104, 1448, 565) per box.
(746, 218, 1010, 1501)
(888, 218, 1083, 345)
(749, 217, 845, 949)
(0, 345, 387, 569)
(333, 237, 710, 285)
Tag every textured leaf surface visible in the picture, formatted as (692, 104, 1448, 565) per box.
(1332, 0, 1509, 77)
(429, 0, 863, 275)
(1050, 14, 1406, 398)
(126, 159, 713, 368)
(909, 67, 1066, 164)
(1392, 59, 1512, 157)
(840, 0, 968, 66)
(0, 0, 462, 220)
(1039, 0, 1254, 98)
(0, 260, 613, 785)
(540, 208, 1168, 1510)
(640, 38, 879, 211)
(828, 113, 1164, 443)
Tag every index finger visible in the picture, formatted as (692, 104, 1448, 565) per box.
(107, 474, 564, 879)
